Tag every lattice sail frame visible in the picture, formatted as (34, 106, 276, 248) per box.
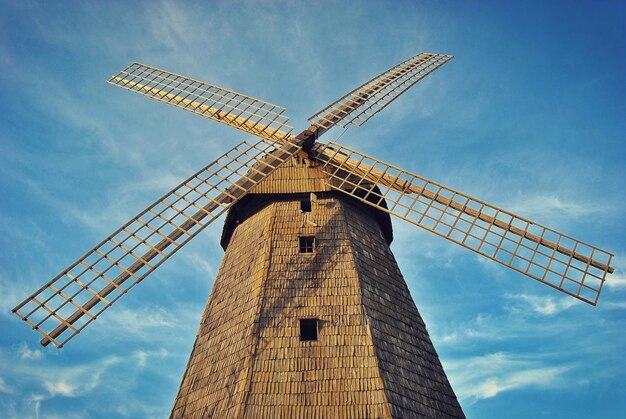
(108, 62, 293, 142)
(13, 138, 302, 348)
(311, 142, 614, 305)
(308, 53, 453, 132)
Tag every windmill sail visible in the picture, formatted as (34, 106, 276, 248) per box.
(307, 52, 453, 134)
(108, 62, 293, 142)
(12, 138, 302, 348)
(311, 141, 614, 305)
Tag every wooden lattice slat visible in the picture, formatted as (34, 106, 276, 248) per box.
(311, 141, 614, 305)
(308, 53, 453, 132)
(108, 62, 293, 142)
(12, 138, 302, 347)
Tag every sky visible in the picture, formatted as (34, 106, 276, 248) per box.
(1, 0, 625, 418)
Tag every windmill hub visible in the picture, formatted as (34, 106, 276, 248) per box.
(294, 128, 318, 152)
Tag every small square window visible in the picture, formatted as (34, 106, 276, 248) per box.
(300, 199, 311, 212)
(299, 236, 315, 253)
(300, 318, 318, 341)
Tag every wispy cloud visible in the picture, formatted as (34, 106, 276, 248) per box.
(0, 341, 175, 417)
(602, 252, 625, 290)
(505, 293, 578, 316)
(0, 377, 12, 394)
(178, 251, 216, 278)
(391, 221, 470, 269)
(132, 348, 169, 368)
(93, 303, 200, 346)
(509, 194, 607, 218)
(112, 398, 168, 418)
(435, 313, 503, 345)
(605, 274, 626, 290)
(102, 306, 176, 336)
(446, 352, 572, 403)
(18, 343, 43, 361)
(43, 356, 120, 398)
(146, 1, 195, 53)
(429, 289, 598, 350)
(0, 347, 121, 400)
(0, 272, 33, 316)
(63, 169, 184, 235)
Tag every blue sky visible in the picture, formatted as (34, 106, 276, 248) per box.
(1, 0, 625, 417)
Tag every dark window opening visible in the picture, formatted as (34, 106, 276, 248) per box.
(300, 198, 311, 212)
(300, 318, 318, 341)
(299, 236, 315, 253)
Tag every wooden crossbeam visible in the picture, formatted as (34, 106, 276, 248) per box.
(311, 141, 614, 305)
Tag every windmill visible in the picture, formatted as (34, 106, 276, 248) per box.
(13, 52, 614, 418)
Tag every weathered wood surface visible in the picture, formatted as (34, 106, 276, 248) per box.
(248, 154, 333, 194)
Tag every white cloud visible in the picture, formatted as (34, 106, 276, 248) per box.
(94, 303, 201, 345)
(45, 380, 77, 397)
(470, 367, 564, 399)
(445, 352, 572, 403)
(18, 343, 44, 361)
(133, 348, 169, 368)
(27, 394, 45, 419)
(0, 347, 121, 402)
(63, 169, 187, 235)
(41, 356, 120, 398)
(112, 398, 167, 418)
(435, 313, 502, 345)
(104, 306, 175, 336)
(0, 340, 177, 417)
(178, 251, 216, 277)
(146, 0, 195, 53)
(474, 253, 508, 279)
(601, 252, 625, 291)
(391, 221, 470, 271)
(507, 194, 607, 221)
(438, 328, 491, 344)
(605, 274, 626, 290)
(0, 272, 28, 315)
(505, 293, 579, 316)
(0, 376, 12, 394)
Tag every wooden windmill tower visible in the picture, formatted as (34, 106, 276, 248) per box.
(13, 52, 614, 418)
